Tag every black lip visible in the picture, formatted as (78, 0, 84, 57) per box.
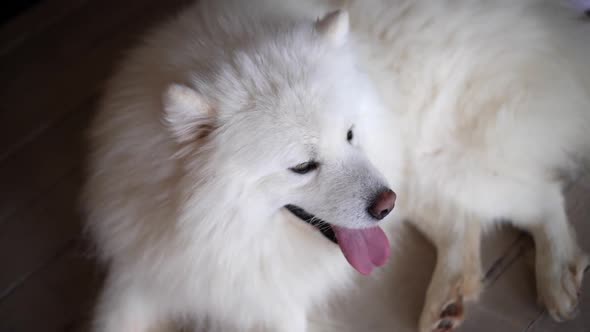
(284, 204, 338, 244)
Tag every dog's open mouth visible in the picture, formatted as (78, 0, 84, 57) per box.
(284, 204, 391, 275)
(285, 204, 338, 244)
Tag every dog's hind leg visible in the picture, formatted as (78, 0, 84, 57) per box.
(411, 214, 483, 332)
(465, 176, 589, 322)
(506, 183, 589, 322)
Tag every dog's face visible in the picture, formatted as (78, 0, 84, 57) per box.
(163, 11, 395, 241)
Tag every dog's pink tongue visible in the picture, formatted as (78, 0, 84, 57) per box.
(333, 226, 390, 275)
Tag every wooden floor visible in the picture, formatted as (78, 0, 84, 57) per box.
(0, 1, 588, 331)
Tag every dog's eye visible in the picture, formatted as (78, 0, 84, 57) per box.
(289, 161, 319, 174)
(347, 128, 354, 143)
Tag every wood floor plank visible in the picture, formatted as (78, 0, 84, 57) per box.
(0, 246, 102, 332)
(0, 169, 84, 299)
(0, 99, 94, 224)
(0, 0, 90, 57)
(0, 0, 191, 163)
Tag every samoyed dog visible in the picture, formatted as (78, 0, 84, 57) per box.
(84, 0, 590, 331)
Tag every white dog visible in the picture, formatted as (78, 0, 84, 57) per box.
(84, 0, 590, 331)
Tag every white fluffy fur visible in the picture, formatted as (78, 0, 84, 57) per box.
(84, 0, 590, 331)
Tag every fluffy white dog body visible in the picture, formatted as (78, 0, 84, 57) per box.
(85, 0, 590, 331)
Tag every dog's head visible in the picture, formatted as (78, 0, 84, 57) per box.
(163, 11, 395, 274)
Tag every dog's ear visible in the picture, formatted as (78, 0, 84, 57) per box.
(163, 84, 216, 142)
(315, 10, 349, 46)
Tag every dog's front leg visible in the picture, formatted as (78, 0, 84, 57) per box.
(411, 216, 483, 332)
(92, 276, 169, 332)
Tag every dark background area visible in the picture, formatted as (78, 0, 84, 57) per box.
(1, 0, 43, 25)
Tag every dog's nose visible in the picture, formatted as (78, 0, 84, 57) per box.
(367, 189, 396, 220)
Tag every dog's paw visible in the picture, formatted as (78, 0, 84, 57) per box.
(419, 275, 481, 332)
(537, 253, 589, 322)
(433, 298, 463, 332)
